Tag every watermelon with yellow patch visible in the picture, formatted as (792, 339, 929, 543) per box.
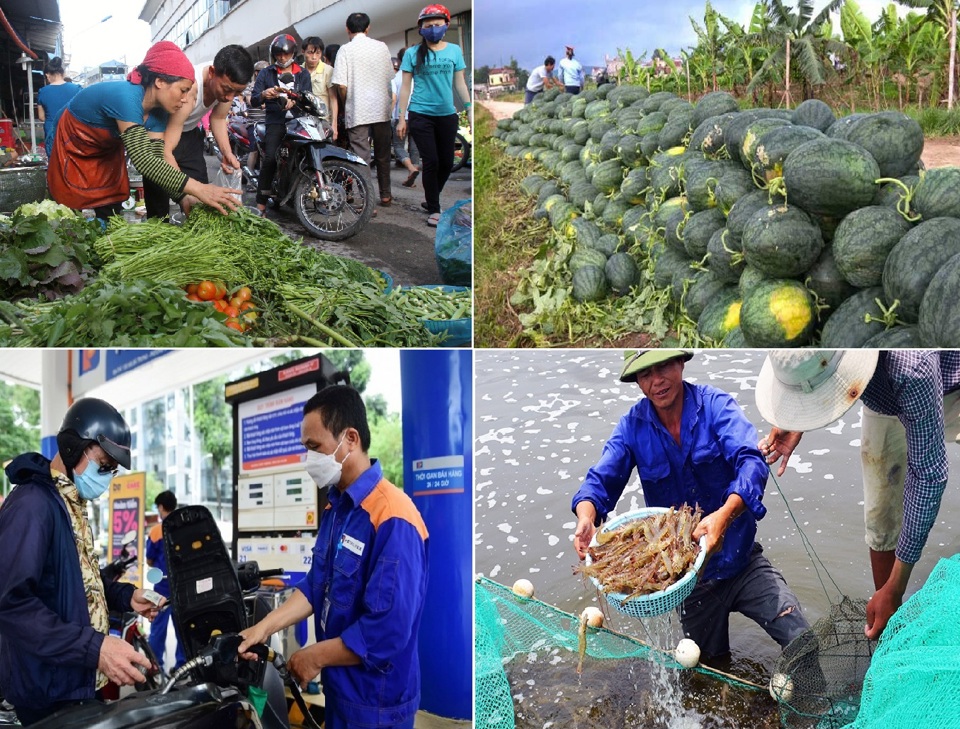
(697, 287, 742, 343)
(740, 279, 818, 347)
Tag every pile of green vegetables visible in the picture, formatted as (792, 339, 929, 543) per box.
(0, 205, 473, 347)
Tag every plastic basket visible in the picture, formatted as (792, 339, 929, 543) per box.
(415, 284, 472, 347)
(0, 165, 48, 213)
(586, 506, 707, 619)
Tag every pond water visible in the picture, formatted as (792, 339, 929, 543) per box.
(474, 349, 960, 727)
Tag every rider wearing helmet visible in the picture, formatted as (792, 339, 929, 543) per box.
(250, 34, 312, 216)
(0, 398, 161, 726)
(397, 4, 471, 226)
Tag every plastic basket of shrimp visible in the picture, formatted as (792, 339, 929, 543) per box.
(583, 505, 707, 619)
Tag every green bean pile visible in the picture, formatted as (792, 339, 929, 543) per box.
(390, 286, 472, 321)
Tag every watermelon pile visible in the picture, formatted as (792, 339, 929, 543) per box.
(492, 85, 960, 347)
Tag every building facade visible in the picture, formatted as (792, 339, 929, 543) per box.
(138, 0, 472, 80)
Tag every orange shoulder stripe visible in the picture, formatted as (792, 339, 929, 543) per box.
(360, 479, 429, 541)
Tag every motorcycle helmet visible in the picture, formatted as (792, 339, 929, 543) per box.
(418, 4, 451, 25)
(57, 398, 132, 471)
(270, 34, 298, 64)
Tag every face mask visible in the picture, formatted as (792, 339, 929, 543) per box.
(74, 454, 114, 500)
(419, 24, 447, 43)
(305, 435, 349, 487)
(276, 57, 294, 69)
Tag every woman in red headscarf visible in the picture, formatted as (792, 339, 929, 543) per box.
(47, 41, 240, 219)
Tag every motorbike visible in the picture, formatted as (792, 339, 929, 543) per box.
(254, 73, 374, 241)
(0, 506, 319, 729)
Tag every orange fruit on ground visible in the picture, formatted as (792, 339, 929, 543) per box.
(197, 280, 217, 301)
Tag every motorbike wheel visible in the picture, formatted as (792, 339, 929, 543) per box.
(294, 160, 374, 241)
(450, 133, 470, 173)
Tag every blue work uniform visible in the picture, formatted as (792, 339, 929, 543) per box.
(145, 521, 185, 669)
(295, 460, 428, 729)
(572, 381, 768, 581)
(572, 381, 809, 658)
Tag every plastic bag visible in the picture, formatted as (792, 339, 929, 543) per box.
(215, 166, 244, 204)
(434, 198, 472, 287)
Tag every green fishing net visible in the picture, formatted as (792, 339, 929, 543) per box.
(840, 555, 960, 729)
(474, 577, 762, 729)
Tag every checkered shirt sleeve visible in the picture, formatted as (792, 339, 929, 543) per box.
(861, 351, 960, 563)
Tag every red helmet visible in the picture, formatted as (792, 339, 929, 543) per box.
(270, 34, 298, 61)
(418, 4, 451, 25)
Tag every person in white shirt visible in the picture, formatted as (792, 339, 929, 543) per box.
(525, 55, 561, 104)
(558, 45, 585, 94)
(331, 12, 396, 207)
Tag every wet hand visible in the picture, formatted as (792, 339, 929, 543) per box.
(758, 428, 803, 477)
(99, 634, 151, 685)
(865, 582, 902, 640)
(693, 512, 726, 556)
(288, 645, 323, 689)
(573, 515, 596, 560)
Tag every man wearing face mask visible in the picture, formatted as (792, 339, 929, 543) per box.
(0, 398, 162, 726)
(239, 386, 429, 729)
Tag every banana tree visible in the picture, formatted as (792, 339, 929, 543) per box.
(895, 0, 957, 107)
(689, 0, 726, 90)
(747, 0, 850, 107)
(885, 9, 943, 105)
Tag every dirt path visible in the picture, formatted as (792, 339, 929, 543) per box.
(478, 99, 524, 121)
(921, 137, 960, 168)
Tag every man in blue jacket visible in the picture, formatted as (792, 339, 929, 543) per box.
(572, 350, 809, 661)
(0, 398, 161, 726)
(239, 385, 428, 729)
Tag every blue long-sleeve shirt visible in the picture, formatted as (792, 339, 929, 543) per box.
(861, 350, 960, 565)
(572, 381, 769, 581)
(295, 460, 428, 727)
(0, 453, 135, 712)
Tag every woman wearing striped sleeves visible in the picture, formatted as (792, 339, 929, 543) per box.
(47, 41, 240, 220)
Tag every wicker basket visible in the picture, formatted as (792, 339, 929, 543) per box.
(0, 165, 48, 213)
(586, 507, 707, 619)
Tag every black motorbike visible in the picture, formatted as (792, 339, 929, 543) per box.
(0, 506, 319, 729)
(256, 73, 374, 241)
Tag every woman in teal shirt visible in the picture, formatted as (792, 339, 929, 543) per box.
(397, 4, 471, 227)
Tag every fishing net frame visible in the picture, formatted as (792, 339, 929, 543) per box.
(585, 506, 708, 619)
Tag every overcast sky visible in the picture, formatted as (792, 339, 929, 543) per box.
(475, 0, 892, 72)
(60, 0, 151, 73)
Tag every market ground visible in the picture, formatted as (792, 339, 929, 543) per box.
(477, 99, 960, 168)
(199, 154, 472, 287)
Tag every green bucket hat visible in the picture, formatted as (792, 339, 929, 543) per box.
(619, 349, 694, 382)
